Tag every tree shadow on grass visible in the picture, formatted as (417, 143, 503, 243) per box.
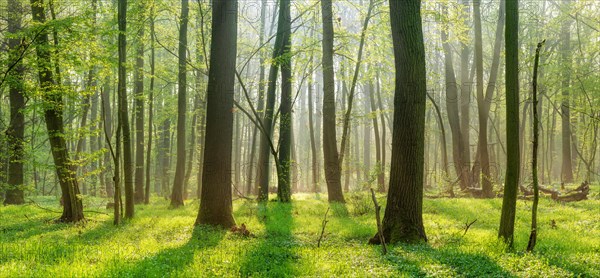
(384, 244, 515, 277)
(100, 224, 226, 277)
(238, 202, 298, 277)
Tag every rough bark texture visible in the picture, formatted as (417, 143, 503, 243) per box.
(4, 0, 26, 205)
(375, 0, 427, 244)
(498, 0, 520, 247)
(30, 0, 84, 222)
(321, 0, 345, 203)
(171, 0, 189, 208)
(196, 0, 237, 228)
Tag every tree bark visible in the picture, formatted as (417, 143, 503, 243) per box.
(560, 2, 574, 183)
(498, 0, 520, 247)
(145, 7, 156, 205)
(321, 0, 344, 202)
(369, 82, 384, 192)
(4, 0, 25, 205)
(30, 0, 84, 222)
(276, 0, 292, 203)
(196, 0, 237, 228)
(134, 3, 146, 204)
(374, 0, 427, 244)
(171, 0, 189, 208)
(118, 0, 134, 219)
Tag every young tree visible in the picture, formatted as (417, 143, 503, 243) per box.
(171, 0, 189, 208)
(118, 0, 135, 219)
(321, 0, 345, 203)
(498, 0, 520, 247)
(4, 0, 26, 205)
(195, 0, 237, 228)
(372, 0, 427, 244)
(30, 0, 84, 222)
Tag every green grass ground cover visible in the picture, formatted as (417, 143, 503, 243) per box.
(1, 193, 599, 277)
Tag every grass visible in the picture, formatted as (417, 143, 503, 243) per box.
(1, 193, 599, 277)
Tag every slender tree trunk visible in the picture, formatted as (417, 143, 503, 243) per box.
(308, 62, 319, 193)
(374, 0, 427, 244)
(441, 5, 467, 192)
(145, 7, 156, 205)
(196, 0, 238, 228)
(369, 82, 384, 192)
(560, 3, 574, 183)
(376, 70, 386, 189)
(171, 0, 189, 208)
(321, 0, 344, 202)
(256, 0, 286, 201)
(498, 0, 520, 247)
(460, 0, 472, 189)
(30, 0, 84, 222)
(134, 3, 146, 204)
(4, 0, 25, 205)
(276, 0, 292, 202)
(527, 41, 544, 252)
(102, 76, 114, 198)
(118, 0, 134, 219)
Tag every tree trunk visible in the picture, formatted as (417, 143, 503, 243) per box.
(145, 7, 156, 205)
(498, 0, 520, 247)
(134, 3, 146, 204)
(196, 0, 237, 228)
(376, 70, 386, 190)
(4, 0, 25, 205)
(276, 0, 292, 203)
(30, 0, 84, 222)
(308, 61, 319, 193)
(374, 0, 427, 244)
(246, 0, 267, 195)
(171, 0, 189, 208)
(321, 0, 344, 202)
(117, 0, 134, 219)
(369, 82, 384, 192)
(560, 3, 574, 183)
(460, 0, 472, 189)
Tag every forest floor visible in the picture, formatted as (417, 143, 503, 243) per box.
(1, 192, 599, 277)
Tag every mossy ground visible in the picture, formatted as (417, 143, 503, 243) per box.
(1, 193, 598, 277)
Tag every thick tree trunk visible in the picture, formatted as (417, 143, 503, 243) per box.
(321, 0, 344, 202)
(30, 0, 84, 222)
(171, 0, 189, 208)
(4, 0, 25, 205)
(196, 0, 237, 228)
(374, 0, 427, 244)
(134, 3, 146, 204)
(498, 0, 520, 247)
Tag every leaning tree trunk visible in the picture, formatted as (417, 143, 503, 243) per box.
(498, 0, 520, 248)
(4, 0, 26, 205)
(369, 81, 384, 192)
(30, 0, 84, 222)
(320, 0, 345, 203)
(171, 0, 189, 208)
(373, 0, 427, 244)
(195, 0, 237, 228)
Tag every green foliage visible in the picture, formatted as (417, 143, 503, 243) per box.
(1, 195, 598, 277)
